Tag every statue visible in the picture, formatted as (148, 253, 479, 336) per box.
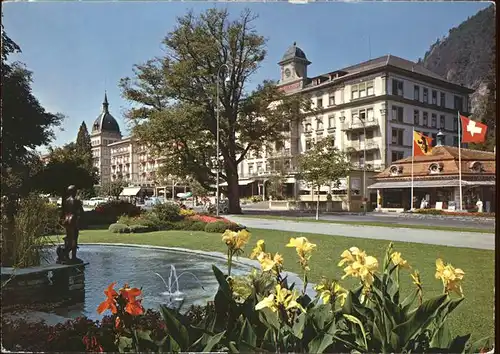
(57, 185, 84, 264)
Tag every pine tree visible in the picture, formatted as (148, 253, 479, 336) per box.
(75, 121, 93, 168)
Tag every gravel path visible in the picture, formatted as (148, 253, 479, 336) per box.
(227, 216, 495, 251)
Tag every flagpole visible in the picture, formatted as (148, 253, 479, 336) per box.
(458, 112, 463, 211)
(411, 128, 414, 211)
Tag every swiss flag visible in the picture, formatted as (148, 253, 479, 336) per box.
(460, 115, 487, 143)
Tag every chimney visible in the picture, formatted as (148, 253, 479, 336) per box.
(436, 129, 445, 147)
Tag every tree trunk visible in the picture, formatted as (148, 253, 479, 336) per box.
(1, 196, 18, 267)
(225, 168, 242, 214)
(316, 185, 320, 220)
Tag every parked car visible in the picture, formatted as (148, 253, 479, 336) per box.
(84, 197, 109, 208)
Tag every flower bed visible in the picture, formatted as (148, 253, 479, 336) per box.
(414, 209, 495, 218)
(4, 229, 493, 353)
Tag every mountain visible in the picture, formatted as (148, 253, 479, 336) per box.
(419, 5, 496, 150)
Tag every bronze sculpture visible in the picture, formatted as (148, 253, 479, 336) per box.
(57, 185, 84, 264)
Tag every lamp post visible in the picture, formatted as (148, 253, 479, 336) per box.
(358, 117, 367, 215)
(216, 63, 230, 216)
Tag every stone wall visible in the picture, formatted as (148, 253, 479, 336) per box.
(1, 263, 87, 308)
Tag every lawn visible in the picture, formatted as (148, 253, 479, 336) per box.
(50, 228, 494, 343)
(237, 214, 495, 233)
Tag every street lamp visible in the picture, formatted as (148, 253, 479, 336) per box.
(216, 63, 230, 216)
(358, 117, 367, 215)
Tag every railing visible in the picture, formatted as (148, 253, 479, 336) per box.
(350, 162, 385, 171)
(345, 140, 380, 151)
(342, 118, 379, 130)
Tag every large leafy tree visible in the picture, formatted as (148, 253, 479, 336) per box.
(1, 25, 64, 266)
(298, 137, 351, 220)
(99, 180, 128, 199)
(120, 8, 315, 214)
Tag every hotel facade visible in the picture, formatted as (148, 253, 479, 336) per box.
(237, 43, 473, 211)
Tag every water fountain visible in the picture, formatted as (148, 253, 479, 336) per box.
(154, 265, 206, 310)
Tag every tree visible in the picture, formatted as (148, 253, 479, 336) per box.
(120, 8, 315, 214)
(100, 180, 128, 199)
(34, 143, 99, 197)
(298, 137, 351, 220)
(75, 121, 93, 166)
(1, 25, 64, 266)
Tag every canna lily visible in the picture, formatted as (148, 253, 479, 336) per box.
(340, 248, 379, 287)
(286, 237, 316, 271)
(257, 252, 276, 272)
(120, 284, 144, 315)
(222, 229, 251, 253)
(391, 252, 411, 269)
(411, 270, 422, 288)
(250, 239, 266, 259)
(435, 258, 465, 296)
(314, 278, 347, 306)
(97, 282, 118, 314)
(255, 284, 305, 313)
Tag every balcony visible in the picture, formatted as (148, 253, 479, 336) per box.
(342, 118, 379, 131)
(350, 162, 385, 172)
(345, 139, 380, 151)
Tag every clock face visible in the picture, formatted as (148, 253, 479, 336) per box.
(284, 68, 291, 78)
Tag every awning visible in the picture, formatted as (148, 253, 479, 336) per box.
(285, 177, 296, 184)
(219, 179, 255, 187)
(120, 187, 142, 196)
(368, 179, 496, 189)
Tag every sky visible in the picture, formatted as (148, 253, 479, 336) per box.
(3, 1, 491, 152)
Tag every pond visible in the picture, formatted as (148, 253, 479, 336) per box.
(41, 245, 253, 321)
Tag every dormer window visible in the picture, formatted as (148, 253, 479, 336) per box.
(428, 162, 444, 174)
(469, 161, 484, 173)
(389, 165, 403, 176)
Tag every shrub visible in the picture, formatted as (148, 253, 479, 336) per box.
(179, 208, 196, 217)
(172, 219, 197, 230)
(414, 208, 444, 215)
(190, 221, 208, 231)
(251, 195, 263, 203)
(153, 203, 182, 222)
(129, 225, 152, 233)
(204, 221, 239, 233)
(95, 200, 141, 220)
(108, 223, 130, 233)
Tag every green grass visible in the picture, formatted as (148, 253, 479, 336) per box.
(50, 228, 494, 342)
(237, 214, 495, 233)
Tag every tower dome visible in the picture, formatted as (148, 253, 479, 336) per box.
(91, 93, 121, 135)
(279, 42, 311, 65)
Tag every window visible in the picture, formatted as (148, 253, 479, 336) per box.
(413, 110, 420, 125)
(329, 93, 335, 106)
(305, 140, 312, 151)
(358, 155, 365, 166)
(359, 110, 366, 121)
(391, 128, 404, 145)
(440, 115, 445, 129)
(316, 118, 324, 130)
(453, 136, 459, 147)
(423, 112, 429, 126)
(305, 123, 312, 132)
(351, 85, 359, 100)
(423, 88, 429, 103)
(367, 81, 374, 96)
(414, 85, 420, 100)
(248, 165, 254, 175)
(454, 96, 463, 111)
(351, 132, 358, 141)
(431, 133, 437, 147)
(317, 98, 323, 108)
(392, 79, 404, 96)
(284, 148, 290, 155)
(391, 151, 404, 162)
(366, 130, 374, 139)
(359, 84, 366, 98)
(367, 108, 374, 121)
(432, 90, 437, 105)
(328, 114, 335, 128)
(392, 105, 404, 122)
(453, 119, 458, 132)
(431, 114, 437, 128)
(440, 92, 446, 107)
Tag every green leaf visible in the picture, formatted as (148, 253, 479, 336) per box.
(308, 333, 334, 354)
(117, 336, 133, 353)
(165, 335, 181, 353)
(343, 314, 368, 350)
(258, 306, 280, 330)
(212, 265, 232, 299)
(292, 312, 306, 339)
(240, 319, 257, 347)
(309, 304, 334, 330)
(135, 329, 153, 342)
(430, 322, 452, 348)
(228, 341, 240, 353)
(449, 334, 471, 353)
(392, 294, 448, 348)
(465, 336, 492, 354)
(400, 289, 418, 313)
(202, 331, 226, 352)
(159, 304, 190, 350)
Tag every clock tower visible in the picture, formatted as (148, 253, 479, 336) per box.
(278, 42, 311, 92)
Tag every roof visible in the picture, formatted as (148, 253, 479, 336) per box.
(279, 42, 311, 65)
(302, 54, 474, 93)
(91, 93, 121, 135)
(374, 145, 496, 180)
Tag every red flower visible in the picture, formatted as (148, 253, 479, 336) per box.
(120, 284, 144, 316)
(97, 282, 118, 314)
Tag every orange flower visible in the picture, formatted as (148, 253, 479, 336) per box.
(97, 282, 118, 314)
(115, 317, 121, 329)
(120, 284, 144, 316)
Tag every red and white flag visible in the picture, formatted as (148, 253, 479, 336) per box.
(460, 115, 487, 143)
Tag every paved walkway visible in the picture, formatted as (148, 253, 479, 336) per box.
(227, 216, 495, 251)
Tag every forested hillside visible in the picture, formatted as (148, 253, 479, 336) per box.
(419, 5, 496, 150)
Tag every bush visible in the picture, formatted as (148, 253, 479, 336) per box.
(190, 221, 208, 231)
(179, 208, 196, 217)
(129, 225, 152, 233)
(153, 203, 182, 222)
(108, 223, 130, 233)
(95, 200, 141, 220)
(172, 219, 197, 230)
(204, 221, 239, 233)
(414, 208, 444, 215)
(251, 195, 263, 203)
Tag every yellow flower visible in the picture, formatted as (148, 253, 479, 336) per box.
(410, 270, 422, 288)
(435, 258, 465, 296)
(222, 229, 251, 252)
(339, 247, 379, 288)
(391, 252, 410, 269)
(286, 237, 316, 271)
(273, 253, 284, 267)
(314, 278, 347, 306)
(255, 284, 305, 313)
(257, 252, 276, 272)
(250, 239, 265, 259)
